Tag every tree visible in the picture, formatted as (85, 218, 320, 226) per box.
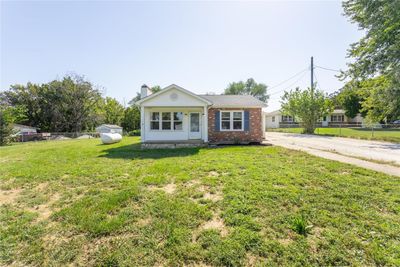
(336, 83, 363, 118)
(121, 106, 140, 133)
(342, 0, 400, 121)
(0, 105, 26, 146)
(103, 97, 124, 125)
(2, 74, 104, 132)
(224, 78, 269, 103)
(281, 87, 333, 134)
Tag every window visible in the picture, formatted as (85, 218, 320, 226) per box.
(220, 111, 243, 131)
(272, 116, 275, 122)
(150, 112, 183, 131)
(162, 112, 171, 130)
(331, 115, 344, 122)
(221, 112, 231, 130)
(282, 115, 293, 122)
(323, 116, 327, 122)
(150, 112, 160, 130)
(173, 112, 183, 130)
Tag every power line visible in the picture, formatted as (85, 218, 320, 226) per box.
(268, 67, 309, 93)
(269, 71, 308, 97)
(315, 65, 341, 72)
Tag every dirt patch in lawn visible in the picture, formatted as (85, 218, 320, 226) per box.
(0, 188, 22, 205)
(203, 192, 223, 202)
(27, 192, 61, 221)
(208, 171, 220, 177)
(200, 213, 228, 237)
(148, 183, 176, 194)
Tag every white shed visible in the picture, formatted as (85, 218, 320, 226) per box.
(12, 124, 38, 134)
(95, 124, 123, 134)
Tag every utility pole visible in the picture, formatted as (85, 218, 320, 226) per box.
(311, 56, 314, 92)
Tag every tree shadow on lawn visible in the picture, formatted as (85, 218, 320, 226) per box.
(99, 143, 202, 160)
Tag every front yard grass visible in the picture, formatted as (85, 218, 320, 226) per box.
(1, 137, 399, 266)
(269, 127, 400, 143)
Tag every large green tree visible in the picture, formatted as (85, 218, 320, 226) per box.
(121, 106, 141, 133)
(103, 97, 124, 125)
(1, 74, 104, 132)
(281, 87, 333, 134)
(342, 0, 400, 121)
(224, 78, 269, 103)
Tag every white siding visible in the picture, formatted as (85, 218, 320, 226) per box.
(265, 114, 280, 129)
(143, 107, 205, 141)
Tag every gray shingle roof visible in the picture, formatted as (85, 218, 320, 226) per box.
(198, 95, 267, 108)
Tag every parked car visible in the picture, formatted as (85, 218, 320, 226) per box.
(393, 120, 400, 124)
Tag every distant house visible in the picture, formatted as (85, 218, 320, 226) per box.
(135, 84, 267, 145)
(12, 124, 38, 135)
(265, 110, 295, 129)
(265, 109, 364, 128)
(321, 109, 364, 126)
(95, 124, 123, 134)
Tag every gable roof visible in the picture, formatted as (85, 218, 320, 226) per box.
(135, 84, 212, 105)
(135, 84, 267, 108)
(199, 95, 267, 108)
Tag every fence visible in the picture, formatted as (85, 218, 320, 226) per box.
(266, 123, 400, 142)
(14, 132, 100, 142)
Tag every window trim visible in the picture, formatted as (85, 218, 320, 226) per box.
(282, 115, 294, 122)
(150, 111, 184, 131)
(220, 110, 244, 131)
(331, 114, 344, 122)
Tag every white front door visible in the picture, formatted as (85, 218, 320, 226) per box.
(189, 112, 201, 139)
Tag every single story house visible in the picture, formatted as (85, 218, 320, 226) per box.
(265, 109, 364, 129)
(12, 124, 38, 135)
(135, 84, 267, 145)
(95, 124, 123, 134)
(321, 109, 364, 126)
(264, 110, 295, 129)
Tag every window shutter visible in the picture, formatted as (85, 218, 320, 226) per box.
(215, 111, 220, 131)
(244, 111, 250, 131)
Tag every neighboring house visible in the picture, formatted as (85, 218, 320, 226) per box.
(135, 84, 267, 145)
(12, 124, 38, 135)
(95, 124, 123, 134)
(265, 109, 364, 129)
(321, 109, 364, 126)
(265, 110, 295, 129)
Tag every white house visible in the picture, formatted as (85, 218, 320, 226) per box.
(321, 109, 364, 126)
(135, 84, 267, 145)
(265, 109, 364, 128)
(265, 110, 295, 129)
(95, 124, 123, 134)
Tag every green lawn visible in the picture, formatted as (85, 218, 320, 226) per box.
(1, 137, 400, 266)
(269, 127, 400, 143)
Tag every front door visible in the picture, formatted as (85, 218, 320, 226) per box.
(189, 112, 201, 139)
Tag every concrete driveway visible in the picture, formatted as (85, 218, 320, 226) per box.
(264, 132, 400, 176)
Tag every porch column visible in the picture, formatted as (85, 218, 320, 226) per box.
(203, 105, 208, 142)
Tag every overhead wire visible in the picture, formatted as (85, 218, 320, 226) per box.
(268, 67, 309, 92)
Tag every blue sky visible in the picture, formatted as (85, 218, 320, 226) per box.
(1, 1, 363, 111)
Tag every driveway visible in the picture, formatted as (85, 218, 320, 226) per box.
(264, 132, 400, 176)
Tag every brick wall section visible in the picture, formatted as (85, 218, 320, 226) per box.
(208, 108, 263, 144)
